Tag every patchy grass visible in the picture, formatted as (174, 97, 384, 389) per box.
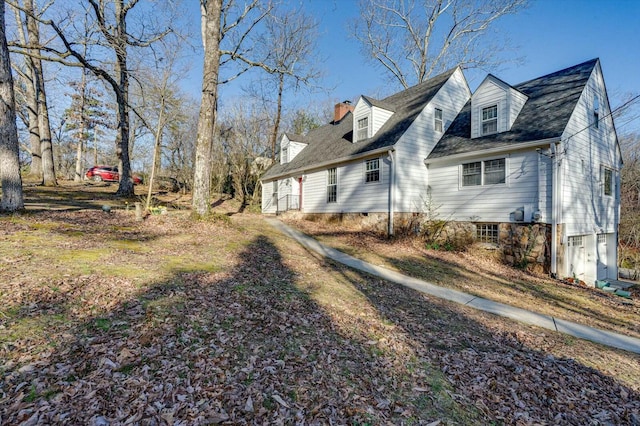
(0, 183, 638, 424)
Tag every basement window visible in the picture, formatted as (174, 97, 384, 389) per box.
(476, 223, 499, 244)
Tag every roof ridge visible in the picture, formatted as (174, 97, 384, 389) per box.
(515, 58, 598, 88)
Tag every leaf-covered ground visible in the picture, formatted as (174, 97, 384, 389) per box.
(1, 184, 639, 425)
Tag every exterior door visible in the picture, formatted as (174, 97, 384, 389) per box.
(596, 234, 608, 279)
(567, 235, 586, 280)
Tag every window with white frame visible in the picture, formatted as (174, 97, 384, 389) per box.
(602, 166, 613, 196)
(597, 234, 607, 244)
(476, 224, 499, 243)
(327, 168, 337, 203)
(281, 147, 288, 164)
(594, 95, 600, 129)
(462, 158, 505, 187)
(272, 181, 278, 200)
(434, 108, 443, 132)
(568, 236, 584, 247)
(365, 158, 380, 183)
(357, 117, 369, 141)
(482, 105, 498, 135)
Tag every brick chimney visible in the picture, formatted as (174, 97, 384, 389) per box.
(334, 101, 354, 123)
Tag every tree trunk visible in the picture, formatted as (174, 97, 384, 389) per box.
(11, 1, 41, 179)
(74, 70, 88, 182)
(192, 0, 223, 215)
(114, 0, 133, 197)
(0, 0, 24, 211)
(25, 0, 56, 186)
(269, 73, 284, 161)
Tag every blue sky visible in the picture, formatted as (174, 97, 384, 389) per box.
(183, 0, 640, 133)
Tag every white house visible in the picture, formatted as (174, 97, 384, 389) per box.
(261, 59, 622, 285)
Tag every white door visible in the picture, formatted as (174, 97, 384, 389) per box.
(596, 234, 608, 279)
(567, 235, 586, 280)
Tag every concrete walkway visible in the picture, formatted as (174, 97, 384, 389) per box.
(266, 218, 640, 355)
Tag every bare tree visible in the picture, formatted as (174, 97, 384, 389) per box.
(0, 0, 24, 211)
(9, 2, 40, 179)
(354, 0, 527, 89)
(256, 6, 321, 160)
(10, 0, 57, 184)
(10, 1, 172, 196)
(193, 0, 223, 215)
(193, 0, 274, 214)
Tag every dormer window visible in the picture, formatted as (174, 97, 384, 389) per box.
(281, 147, 288, 164)
(357, 117, 369, 141)
(482, 105, 498, 135)
(434, 108, 443, 132)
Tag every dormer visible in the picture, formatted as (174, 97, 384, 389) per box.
(352, 96, 394, 142)
(471, 75, 528, 138)
(279, 133, 306, 164)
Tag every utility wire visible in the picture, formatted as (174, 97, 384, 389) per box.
(563, 93, 640, 145)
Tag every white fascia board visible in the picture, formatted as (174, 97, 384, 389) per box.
(424, 137, 560, 165)
(263, 146, 395, 181)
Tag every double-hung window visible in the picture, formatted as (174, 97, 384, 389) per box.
(482, 105, 498, 135)
(462, 159, 505, 187)
(327, 168, 337, 203)
(281, 147, 288, 164)
(434, 108, 443, 132)
(365, 158, 380, 183)
(602, 166, 613, 196)
(357, 117, 369, 141)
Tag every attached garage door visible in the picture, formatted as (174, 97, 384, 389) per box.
(596, 234, 608, 280)
(567, 235, 586, 280)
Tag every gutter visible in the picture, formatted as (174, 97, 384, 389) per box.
(423, 137, 561, 166)
(261, 146, 395, 182)
(388, 150, 396, 237)
(551, 141, 560, 278)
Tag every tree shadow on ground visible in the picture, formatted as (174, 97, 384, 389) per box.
(0, 234, 480, 424)
(379, 251, 640, 338)
(309, 249, 640, 425)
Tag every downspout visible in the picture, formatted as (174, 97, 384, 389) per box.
(388, 150, 395, 237)
(551, 142, 559, 278)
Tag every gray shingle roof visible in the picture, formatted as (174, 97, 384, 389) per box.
(427, 59, 599, 159)
(262, 67, 458, 180)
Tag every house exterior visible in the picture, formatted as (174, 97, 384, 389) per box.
(261, 59, 622, 285)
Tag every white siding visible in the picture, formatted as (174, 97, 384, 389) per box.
(428, 151, 541, 222)
(557, 63, 620, 282)
(559, 64, 620, 237)
(471, 80, 508, 138)
(395, 68, 471, 212)
(509, 88, 528, 129)
(261, 178, 298, 213)
(261, 180, 277, 213)
(538, 154, 552, 222)
(289, 141, 306, 161)
(371, 106, 394, 136)
(353, 98, 372, 141)
(471, 76, 528, 138)
(302, 156, 391, 213)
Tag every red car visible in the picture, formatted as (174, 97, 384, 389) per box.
(86, 166, 143, 184)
